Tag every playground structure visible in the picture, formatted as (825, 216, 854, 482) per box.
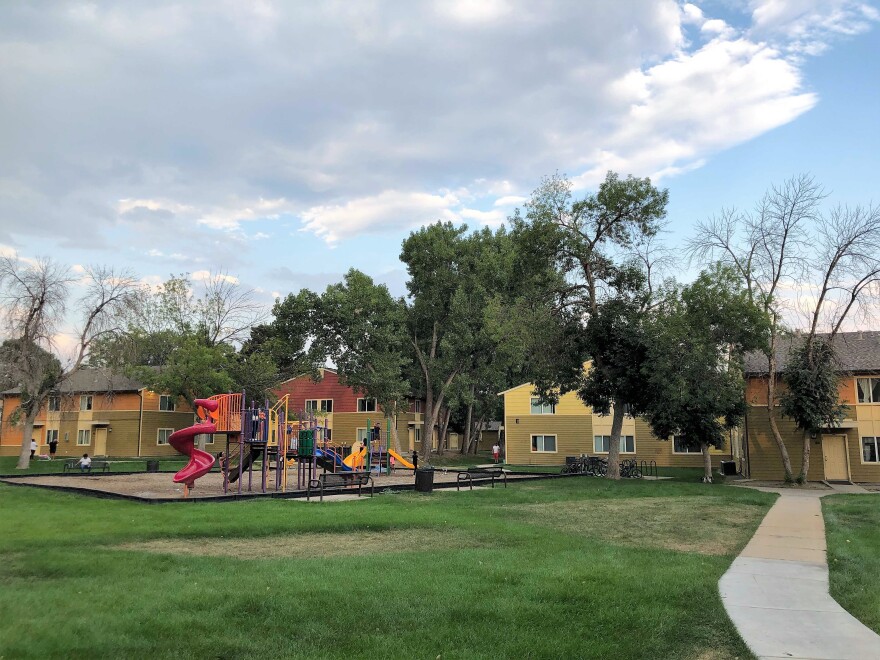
(167, 391, 415, 498)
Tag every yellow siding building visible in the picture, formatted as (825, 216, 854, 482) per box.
(501, 378, 731, 468)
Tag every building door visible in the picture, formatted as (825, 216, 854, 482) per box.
(94, 427, 108, 457)
(822, 435, 848, 481)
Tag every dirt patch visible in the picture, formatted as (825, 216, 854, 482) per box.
(506, 497, 767, 556)
(114, 527, 490, 559)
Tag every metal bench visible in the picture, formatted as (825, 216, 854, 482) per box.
(456, 467, 507, 490)
(307, 471, 374, 502)
(63, 459, 110, 473)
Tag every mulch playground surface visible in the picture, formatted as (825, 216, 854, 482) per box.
(1, 467, 542, 502)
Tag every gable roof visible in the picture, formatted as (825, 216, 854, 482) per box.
(744, 331, 880, 375)
(2, 367, 144, 396)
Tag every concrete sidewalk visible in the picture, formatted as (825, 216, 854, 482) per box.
(719, 488, 880, 660)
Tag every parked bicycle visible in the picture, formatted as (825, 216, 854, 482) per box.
(619, 458, 642, 478)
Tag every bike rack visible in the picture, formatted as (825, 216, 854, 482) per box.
(639, 460, 657, 477)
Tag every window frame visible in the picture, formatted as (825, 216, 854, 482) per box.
(857, 377, 880, 404)
(76, 429, 91, 446)
(157, 428, 174, 446)
(861, 436, 880, 464)
(593, 434, 636, 454)
(356, 428, 369, 443)
(356, 398, 377, 413)
(530, 434, 558, 453)
(47, 396, 61, 412)
(159, 395, 176, 411)
(80, 395, 93, 411)
(46, 429, 59, 444)
(529, 397, 556, 415)
(306, 399, 334, 413)
(672, 435, 701, 454)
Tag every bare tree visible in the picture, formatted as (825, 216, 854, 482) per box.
(0, 255, 139, 469)
(688, 175, 880, 482)
(194, 271, 267, 346)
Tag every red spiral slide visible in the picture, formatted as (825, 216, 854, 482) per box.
(168, 398, 218, 487)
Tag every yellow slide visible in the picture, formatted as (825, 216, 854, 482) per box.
(387, 449, 415, 469)
(344, 447, 366, 468)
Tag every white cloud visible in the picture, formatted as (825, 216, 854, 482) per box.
(750, 0, 879, 55)
(300, 190, 461, 244)
(191, 270, 239, 284)
(460, 208, 505, 226)
(0, 0, 875, 254)
(493, 196, 528, 207)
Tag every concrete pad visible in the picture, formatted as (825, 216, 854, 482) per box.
(289, 494, 369, 503)
(828, 483, 869, 494)
(740, 544, 827, 564)
(725, 557, 828, 581)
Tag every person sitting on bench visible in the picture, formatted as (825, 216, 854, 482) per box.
(78, 453, 92, 472)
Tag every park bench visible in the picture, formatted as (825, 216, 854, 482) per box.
(307, 471, 374, 502)
(63, 459, 110, 473)
(456, 466, 507, 491)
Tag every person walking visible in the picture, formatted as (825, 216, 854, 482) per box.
(492, 442, 501, 464)
(48, 435, 58, 460)
(30, 438, 37, 459)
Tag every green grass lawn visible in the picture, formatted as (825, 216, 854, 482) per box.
(0, 456, 189, 476)
(0, 477, 774, 659)
(824, 494, 880, 633)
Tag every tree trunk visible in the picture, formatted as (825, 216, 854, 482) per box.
(798, 428, 811, 484)
(421, 382, 434, 459)
(606, 404, 624, 480)
(16, 414, 37, 470)
(437, 406, 451, 455)
(389, 413, 402, 453)
(462, 399, 473, 455)
(701, 442, 713, 483)
(765, 343, 795, 482)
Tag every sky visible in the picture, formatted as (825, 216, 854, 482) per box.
(1, 0, 879, 327)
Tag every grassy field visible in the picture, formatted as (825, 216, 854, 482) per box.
(824, 494, 880, 634)
(0, 455, 188, 476)
(0, 477, 773, 659)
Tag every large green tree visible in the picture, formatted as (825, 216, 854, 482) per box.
(313, 269, 411, 450)
(641, 266, 768, 482)
(511, 171, 669, 478)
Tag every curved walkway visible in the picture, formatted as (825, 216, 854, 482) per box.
(719, 487, 880, 660)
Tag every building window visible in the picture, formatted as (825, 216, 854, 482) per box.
(305, 399, 333, 413)
(857, 378, 880, 404)
(77, 429, 91, 446)
(530, 397, 556, 415)
(673, 436, 701, 454)
(357, 428, 369, 443)
(48, 396, 60, 412)
(157, 428, 174, 445)
(46, 429, 59, 444)
(531, 434, 557, 452)
(159, 395, 175, 411)
(324, 429, 332, 442)
(80, 395, 93, 411)
(594, 435, 636, 453)
(411, 399, 422, 414)
(862, 437, 879, 463)
(357, 398, 377, 413)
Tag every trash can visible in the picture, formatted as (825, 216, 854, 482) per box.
(720, 460, 737, 476)
(146, 460, 159, 473)
(414, 467, 435, 493)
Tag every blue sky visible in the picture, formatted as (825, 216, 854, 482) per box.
(1, 0, 878, 337)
